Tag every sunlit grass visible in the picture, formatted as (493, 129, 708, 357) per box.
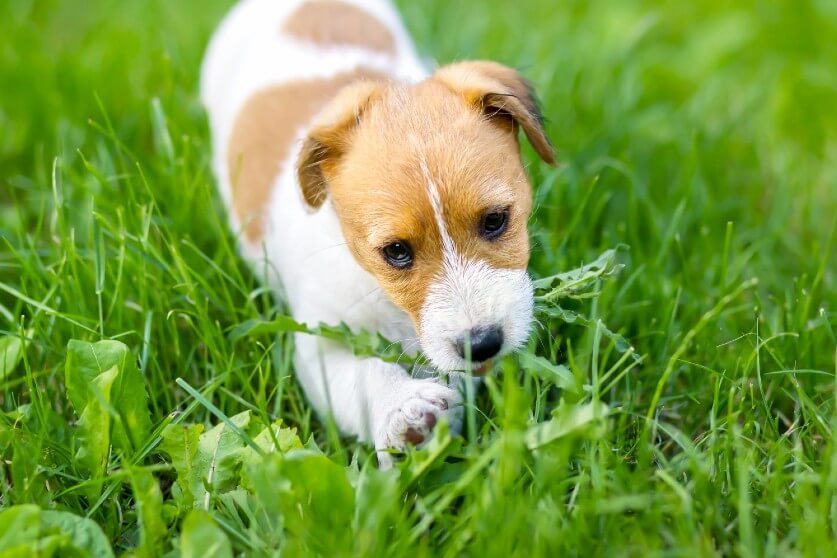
(1, 0, 835, 555)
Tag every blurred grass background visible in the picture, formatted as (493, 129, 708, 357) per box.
(1, 0, 836, 555)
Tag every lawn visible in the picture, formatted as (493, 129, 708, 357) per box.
(1, 0, 835, 556)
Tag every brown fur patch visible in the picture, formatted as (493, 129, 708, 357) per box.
(227, 68, 387, 240)
(298, 80, 386, 209)
(282, 1, 396, 55)
(434, 60, 556, 165)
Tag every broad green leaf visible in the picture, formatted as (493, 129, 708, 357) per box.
(524, 401, 609, 449)
(159, 423, 203, 507)
(128, 467, 165, 557)
(180, 510, 232, 558)
(518, 352, 578, 392)
(250, 419, 304, 455)
(0, 334, 24, 381)
(0, 505, 114, 558)
(276, 450, 354, 533)
(243, 450, 354, 552)
(65, 340, 126, 415)
(159, 411, 303, 511)
(65, 340, 152, 456)
(162, 411, 260, 509)
(0, 505, 41, 556)
(192, 411, 256, 507)
(74, 364, 118, 484)
(40, 510, 115, 558)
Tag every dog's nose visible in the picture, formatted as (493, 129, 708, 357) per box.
(456, 326, 503, 361)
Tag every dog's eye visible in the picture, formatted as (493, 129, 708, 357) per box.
(382, 241, 413, 268)
(480, 209, 509, 240)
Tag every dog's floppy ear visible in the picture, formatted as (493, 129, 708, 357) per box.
(297, 80, 384, 209)
(434, 61, 556, 166)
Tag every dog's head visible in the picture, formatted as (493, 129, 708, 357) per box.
(297, 61, 555, 372)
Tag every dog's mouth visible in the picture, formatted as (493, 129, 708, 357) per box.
(465, 359, 493, 376)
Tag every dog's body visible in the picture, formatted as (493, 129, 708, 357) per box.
(202, 0, 554, 464)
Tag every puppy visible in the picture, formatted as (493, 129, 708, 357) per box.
(201, 0, 555, 465)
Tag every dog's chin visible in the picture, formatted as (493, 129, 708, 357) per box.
(421, 345, 509, 377)
(467, 360, 493, 376)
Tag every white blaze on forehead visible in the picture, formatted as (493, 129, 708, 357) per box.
(419, 159, 456, 262)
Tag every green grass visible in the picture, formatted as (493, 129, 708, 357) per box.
(1, 0, 836, 555)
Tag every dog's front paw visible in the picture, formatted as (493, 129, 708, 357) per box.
(374, 380, 462, 468)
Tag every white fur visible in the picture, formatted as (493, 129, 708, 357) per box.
(201, 0, 527, 464)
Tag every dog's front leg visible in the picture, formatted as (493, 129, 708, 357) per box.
(294, 335, 463, 467)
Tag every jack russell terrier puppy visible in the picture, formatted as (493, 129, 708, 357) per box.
(201, 0, 555, 465)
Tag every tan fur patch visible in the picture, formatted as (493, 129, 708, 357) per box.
(282, 1, 396, 55)
(434, 60, 556, 165)
(227, 68, 387, 240)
